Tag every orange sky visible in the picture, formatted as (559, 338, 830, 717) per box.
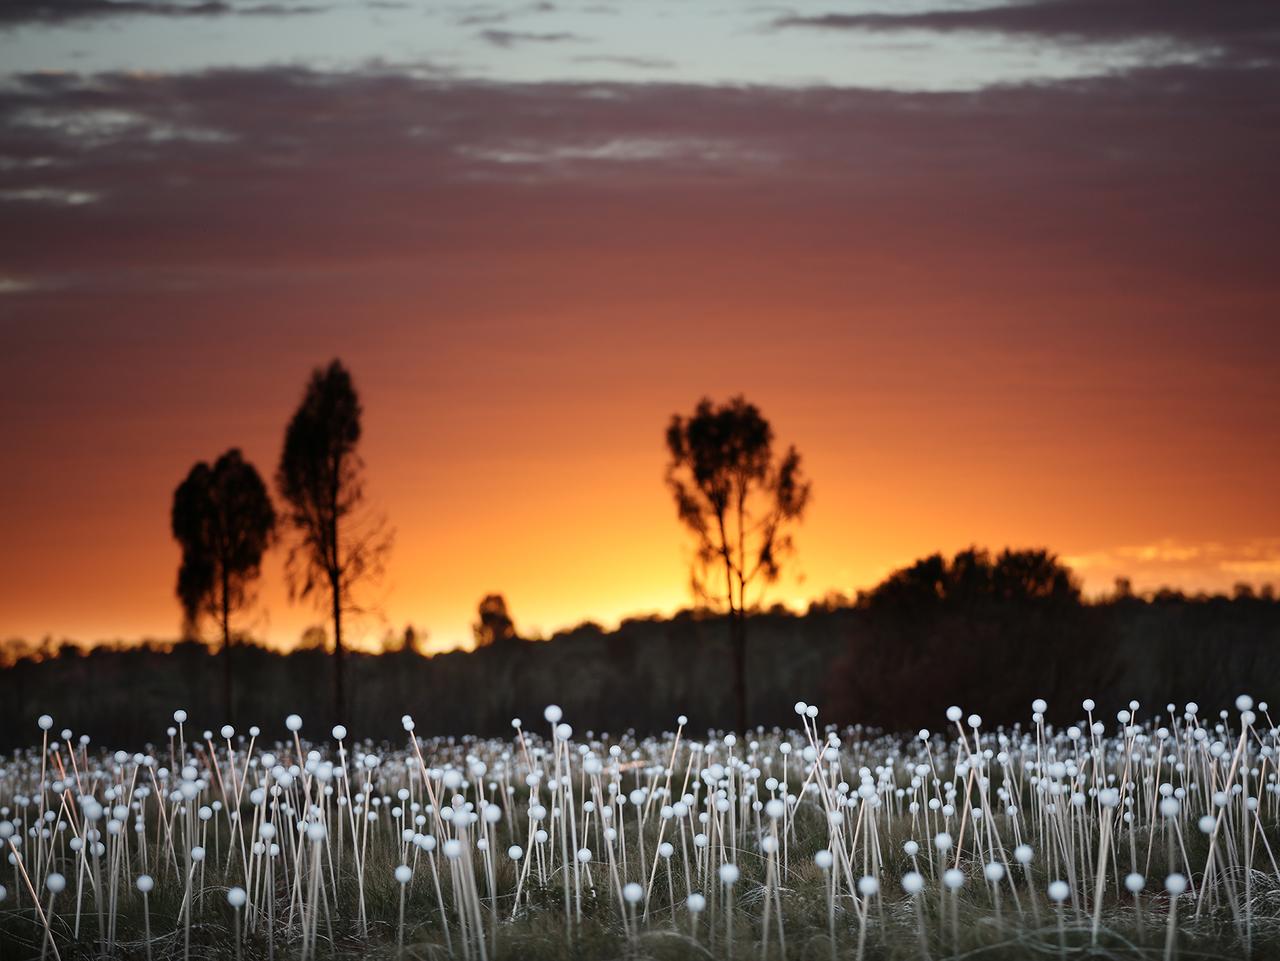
(2, 64, 1280, 654)
(4, 269, 1278, 654)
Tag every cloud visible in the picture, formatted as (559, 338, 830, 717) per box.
(456, 9, 511, 27)
(1065, 539, 1280, 593)
(572, 54, 675, 70)
(239, 3, 325, 13)
(10, 105, 233, 144)
(0, 186, 98, 204)
(0, 275, 40, 293)
(775, 0, 1280, 61)
(0, 0, 324, 27)
(1223, 559, 1280, 577)
(456, 1, 556, 26)
(456, 135, 778, 174)
(479, 29, 585, 48)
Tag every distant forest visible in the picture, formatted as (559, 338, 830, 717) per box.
(3, 547, 1277, 749)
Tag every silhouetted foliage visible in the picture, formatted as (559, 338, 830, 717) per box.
(4, 578, 1279, 749)
(666, 395, 811, 733)
(473, 594, 518, 648)
(276, 359, 392, 721)
(861, 547, 1080, 611)
(377, 623, 429, 654)
(297, 625, 329, 651)
(831, 547, 1092, 729)
(170, 448, 276, 722)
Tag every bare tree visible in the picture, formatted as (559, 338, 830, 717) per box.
(276, 359, 392, 720)
(171, 449, 276, 721)
(666, 396, 811, 732)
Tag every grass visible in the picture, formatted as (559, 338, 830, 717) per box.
(3, 699, 1280, 959)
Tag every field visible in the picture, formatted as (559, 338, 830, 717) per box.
(2, 698, 1278, 960)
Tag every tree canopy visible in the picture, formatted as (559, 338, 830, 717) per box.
(170, 448, 276, 719)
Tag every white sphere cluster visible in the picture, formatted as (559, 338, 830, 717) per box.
(1, 694, 1275, 958)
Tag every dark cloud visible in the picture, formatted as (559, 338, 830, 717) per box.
(240, 2, 324, 13)
(456, 9, 511, 26)
(0, 61, 1278, 302)
(572, 54, 675, 70)
(457, 2, 557, 27)
(776, 0, 1280, 61)
(479, 28, 584, 48)
(0, 0, 324, 26)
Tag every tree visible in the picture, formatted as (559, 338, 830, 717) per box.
(665, 395, 811, 732)
(833, 547, 1087, 728)
(401, 624, 432, 656)
(380, 624, 428, 655)
(863, 547, 1080, 611)
(276, 359, 392, 721)
(297, 625, 329, 652)
(473, 594, 517, 648)
(170, 449, 276, 721)
(990, 548, 1080, 603)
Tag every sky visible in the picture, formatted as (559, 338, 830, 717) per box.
(2, 0, 1279, 654)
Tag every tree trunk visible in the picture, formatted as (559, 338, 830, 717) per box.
(221, 570, 233, 724)
(332, 569, 345, 722)
(731, 609, 747, 734)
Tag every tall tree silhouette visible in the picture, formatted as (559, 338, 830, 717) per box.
(666, 396, 811, 732)
(473, 594, 517, 648)
(276, 359, 391, 721)
(170, 449, 276, 721)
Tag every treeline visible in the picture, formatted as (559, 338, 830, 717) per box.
(2, 550, 1277, 748)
